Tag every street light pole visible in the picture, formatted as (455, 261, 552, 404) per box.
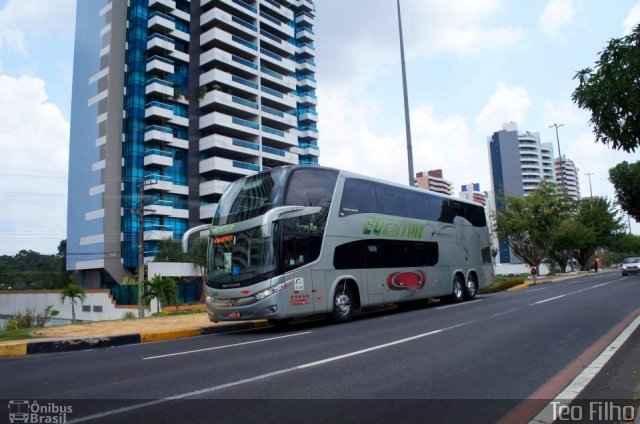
(397, 0, 415, 186)
(549, 123, 565, 195)
(585, 172, 594, 198)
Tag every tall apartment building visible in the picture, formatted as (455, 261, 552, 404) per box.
(459, 183, 487, 206)
(415, 170, 453, 195)
(67, 0, 319, 287)
(555, 156, 580, 200)
(487, 122, 556, 263)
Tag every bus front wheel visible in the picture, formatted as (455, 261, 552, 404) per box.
(332, 283, 354, 323)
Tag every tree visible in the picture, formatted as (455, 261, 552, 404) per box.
(572, 24, 640, 153)
(188, 236, 209, 302)
(60, 283, 86, 323)
(494, 182, 574, 269)
(573, 197, 625, 270)
(143, 274, 179, 313)
(609, 161, 640, 222)
(549, 219, 596, 273)
(153, 239, 187, 263)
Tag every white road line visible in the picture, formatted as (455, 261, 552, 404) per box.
(531, 312, 640, 424)
(531, 278, 623, 306)
(527, 288, 546, 293)
(533, 294, 567, 305)
(436, 299, 482, 310)
(143, 332, 312, 360)
(567, 281, 581, 285)
(69, 322, 472, 423)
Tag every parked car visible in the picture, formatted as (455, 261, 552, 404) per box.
(621, 257, 640, 276)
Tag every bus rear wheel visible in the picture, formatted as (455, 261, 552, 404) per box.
(464, 276, 478, 300)
(331, 283, 354, 323)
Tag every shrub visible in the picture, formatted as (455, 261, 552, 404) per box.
(2, 305, 59, 331)
(121, 311, 136, 320)
(480, 278, 526, 294)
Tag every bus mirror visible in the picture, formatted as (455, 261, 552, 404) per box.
(260, 206, 321, 237)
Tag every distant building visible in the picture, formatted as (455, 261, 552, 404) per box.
(555, 156, 580, 200)
(459, 183, 487, 206)
(487, 122, 557, 264)
(415, 170, 453, 195)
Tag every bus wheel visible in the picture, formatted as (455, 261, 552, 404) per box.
(332, 283, 354, 323)
(268, 318, 293, 327)
(450, 275, 464, 303)
(464, 276, 478, 300)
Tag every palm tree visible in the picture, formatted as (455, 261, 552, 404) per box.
(143, 274, 179, 313)
(60, 283, 86, 323)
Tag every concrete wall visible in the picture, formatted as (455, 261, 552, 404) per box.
(147, 262, 201, 278)
(0, 290, 157, 321)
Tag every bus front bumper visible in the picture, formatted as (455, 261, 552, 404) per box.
(206, 290, 289, 323)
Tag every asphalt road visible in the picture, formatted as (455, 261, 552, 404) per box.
(1, 271, 638, 424)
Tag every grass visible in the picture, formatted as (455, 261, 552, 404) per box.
(480, 277, 527, 294)
(0, 327, 34, 341)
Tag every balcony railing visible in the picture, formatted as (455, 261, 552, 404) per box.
(232, 35, 258, 50)
(232, 54, 258, 69)
(232, 138, 259, 150)
(232, 95, 259, 109)
(261, 66, 283, 80)
(260, 47, 282, 61)
(262, 145, 285, 156)
(261, 105, 284, 117)
(263, 125, 285, 137)
(233, 160, 260, 171)
(144, 149, 174, 158)
(261, 85, 284, 98)
(232, 117, 259, 129)
(232, 75, 258, 89)
(232, 0, 257, 13)
(232, 15, 257, 31)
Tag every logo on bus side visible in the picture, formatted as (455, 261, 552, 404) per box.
(362, 217, 425, 239)
(386, 270, 427, 294)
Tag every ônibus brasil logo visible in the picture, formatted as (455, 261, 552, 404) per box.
(8, 400, 72, 424)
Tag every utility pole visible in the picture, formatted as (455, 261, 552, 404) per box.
(397, 0, 414, 187)
(135, 179, 157, 318)
(585, 172, 594, 199)
(549, 123, 565, 195)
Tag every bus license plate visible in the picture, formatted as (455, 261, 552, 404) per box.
(227, 311, 240, 319)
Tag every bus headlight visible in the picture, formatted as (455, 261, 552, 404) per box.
(254, 279, 293, 301)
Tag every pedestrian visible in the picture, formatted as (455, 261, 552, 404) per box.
(594, 258, 598, 273)
(531, 264, 538, 285)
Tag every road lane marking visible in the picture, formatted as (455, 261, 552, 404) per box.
(527, 288, 545, 293)
(143, 331, 312, 360)
(530, 278, 623, 306)
(436, 299, 482, 310)
(531, 311, 640, 424)
(69, 322, 473, 423)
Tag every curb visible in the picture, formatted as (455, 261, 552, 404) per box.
(0, 320, 269, 358)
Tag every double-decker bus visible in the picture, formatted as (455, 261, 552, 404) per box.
(204, 165, 493, 324)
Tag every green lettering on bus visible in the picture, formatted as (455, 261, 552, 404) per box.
(210, 224, 235, 236)
(362, 217, 425, 240)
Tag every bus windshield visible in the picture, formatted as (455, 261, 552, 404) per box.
(212, 168, 288, 225)
(208, 227, 276, 289)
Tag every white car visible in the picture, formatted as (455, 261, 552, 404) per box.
(621, 257, 640, 276)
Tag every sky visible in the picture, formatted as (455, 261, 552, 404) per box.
(0, 0, 638, 255)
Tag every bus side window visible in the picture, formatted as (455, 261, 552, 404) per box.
(339, 179, 377, 217)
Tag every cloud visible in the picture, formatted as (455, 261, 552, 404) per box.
(475, 82, 532, 135)
(0, 0, 76, 55)
(0, 74, 69, 254)
(623, 2, 640, 34)
(539, 0, 577, 39)
(543, 99, 588, 127)
(316, 0, 523, 89)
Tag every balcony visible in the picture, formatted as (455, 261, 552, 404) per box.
(295, 11, 314, 27)
(200, 155, 259, 177)
(145, 101, 174, 120)
(200, 203, 218, 221)
(200, 47, 258, 73)
(260, 85, 297, 108)
(149, 0, 176, 11)
(201, 27, 259, 58)
(147, 55, 175, 74)
(148, 11, 176, 32)
(200, 111, 261, 137)
(295, 27, 314, 43)
(199, 179, 231, 196)
(200, 68, 259, 96)
(201, 7, 257, 37)
(296, 74, 317, 89)
(144, 149, 174, 167)
(145, 78, 174, 97)
(147, 33, 175, 54)
(261, 0, 294, 21)
(144, 227, 174, 242)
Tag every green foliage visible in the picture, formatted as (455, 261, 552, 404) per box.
(188, 236, 209, 302)
(143, 274, 179, 313)
(495, 181, 575, 268)
(609, 161, 640, 222)
(60, 283, 87, 323)
(121, 311, 137, 320)
(153, 239, 187, 263)
(572, 24, 640, 153)
(479, 278, 525, 294)
(0, 327, 33, 341)
(0, 245, 69, 290)
(3, 305, 59, 330)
